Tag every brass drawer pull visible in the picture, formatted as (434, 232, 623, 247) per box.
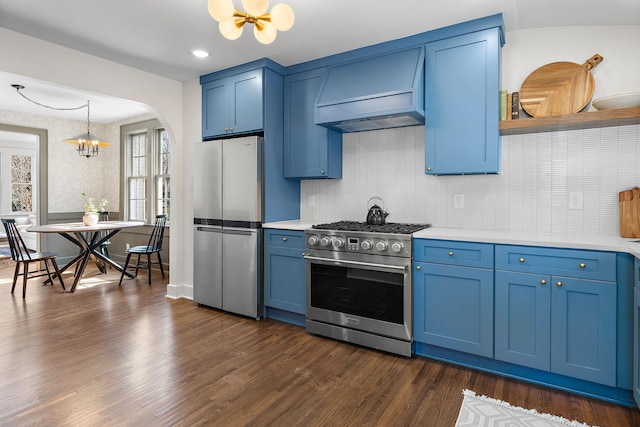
(283, 237, 288, 241)
(579, 262, 585, 268)
(448, 251, 454, 256)
(540, 279, 547, 285)
(416, 265, 421, 270)
(519, 257, 525, 263)
(556, 281, 563, 287)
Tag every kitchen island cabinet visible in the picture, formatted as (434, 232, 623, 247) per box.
(283, 68, 342, 179)
(263, 229, 306, 326)
(424, 27, 502, 175)
(413, 239, 494, 357)
(495, 245, 617, 386)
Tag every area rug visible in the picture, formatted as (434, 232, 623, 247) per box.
(455, 390, 596, 427)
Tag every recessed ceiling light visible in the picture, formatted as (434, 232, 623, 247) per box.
(191, 49, 209, 58)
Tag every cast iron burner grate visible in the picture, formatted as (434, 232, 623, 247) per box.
(312, 221, 431, 234)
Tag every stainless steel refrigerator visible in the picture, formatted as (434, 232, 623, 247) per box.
(193, 135, 263, 319)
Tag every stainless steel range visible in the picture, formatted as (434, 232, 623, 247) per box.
(304, 221, 430, 356)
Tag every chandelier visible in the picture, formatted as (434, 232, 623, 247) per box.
(207, 0, 295, 44)
(11, 84, 111, 158)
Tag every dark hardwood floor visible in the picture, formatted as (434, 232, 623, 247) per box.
(1, 261, 639, 426)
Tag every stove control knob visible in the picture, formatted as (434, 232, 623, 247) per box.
(360, 239, 373, 251)
(320, 237, 332, 247)
(333, 238, 345, 248)
(376, 241, 388, 251)
(391, 242, 404, 253)
(307, 235, 319, 246)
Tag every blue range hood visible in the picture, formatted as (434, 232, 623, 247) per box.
(314, 46, 425, 133)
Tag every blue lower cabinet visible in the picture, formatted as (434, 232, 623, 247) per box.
(495, 271, 616, 386)
(551, 276, 616, 386)
(634, 285, 640, 407)
(495, 271, 551, 371)
(263, 230, 306, 326)
(414, 261, 494, 358)
(495, 245, 618, 387)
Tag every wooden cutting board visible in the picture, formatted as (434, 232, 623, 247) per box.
(620, 187, 640, 238)
(520, 54, 603, 118)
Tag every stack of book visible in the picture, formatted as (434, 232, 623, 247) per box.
(500, 90, 520, 120)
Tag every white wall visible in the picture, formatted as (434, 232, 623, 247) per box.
(301, 25, 640, 236)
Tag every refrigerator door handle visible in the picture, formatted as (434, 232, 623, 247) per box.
(196, 227, 222, 232)
(223, 228, 256, 236)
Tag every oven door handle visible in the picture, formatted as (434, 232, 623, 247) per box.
(303, 255, 407, 271)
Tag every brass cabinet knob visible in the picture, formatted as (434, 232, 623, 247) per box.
(283, 237, 288, 241)
(448, 251, 454, 256)
(556, 281, 563, 287)
(427, 166, 432, 171)
(579, 262, 586, 268)
(540, 279, 547, 285)
(416, 265, 421, 270)
(519, 257, 525, 263)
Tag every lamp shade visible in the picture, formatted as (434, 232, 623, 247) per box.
(208, 0, 235, 22)
(242, 0, 269, 16)
(64, 133, 112, 147)
(219, 19, 244, 40)
(254, 21, 277, 44)
(270, 3, 294, 31)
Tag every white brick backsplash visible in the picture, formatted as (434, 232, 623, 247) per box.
(300, 124, 640, 237)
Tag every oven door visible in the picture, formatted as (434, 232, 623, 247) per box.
(304, 250, 412, 342)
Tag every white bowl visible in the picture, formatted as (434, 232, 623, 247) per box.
(592, 92, 640, 110)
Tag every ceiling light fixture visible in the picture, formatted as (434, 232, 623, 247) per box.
(11, 84, 111, 158)
(192, 49, 210, 58)
(207, 0, 295, 44)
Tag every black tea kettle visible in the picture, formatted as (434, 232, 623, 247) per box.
(366, 196, 389, 225)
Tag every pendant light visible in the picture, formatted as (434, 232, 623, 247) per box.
(207, 0, 295, 44)
(11, 84, 111, 158)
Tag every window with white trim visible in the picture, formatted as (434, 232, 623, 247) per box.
(121, 119, 170, 224)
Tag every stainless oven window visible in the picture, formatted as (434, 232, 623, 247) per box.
(310, 263, 404, 324)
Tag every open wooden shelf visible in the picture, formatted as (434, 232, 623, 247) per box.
(499, 106, 640, 135)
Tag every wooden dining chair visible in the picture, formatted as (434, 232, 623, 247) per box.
(118, 214, 167, 287)
(1, 218, 65, 298)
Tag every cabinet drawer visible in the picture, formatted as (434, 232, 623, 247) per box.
(413, 239, 493, 268)
(264, 229, 305, 249)
(495, 245, 616, 282)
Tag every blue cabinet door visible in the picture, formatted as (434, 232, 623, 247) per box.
(283, 69, 342, 179)
(414, 262, 494, 357)
(495, 270, 551, 371)
(264, 244, 306, 315)
(231, 69, 263, 134)
(551, 277, 617, 387)
(202, 79, 228, 139)
(202, 69, 263, 139)
(634, 285, 640, 408)
(425, 28, 501, 175)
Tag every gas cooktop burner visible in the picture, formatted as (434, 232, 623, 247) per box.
(312, 221, 431, 234)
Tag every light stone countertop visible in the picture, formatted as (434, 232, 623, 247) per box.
(263, 221, 640, 258)
(262, 220, 315, 231)
(413, 227, 640, 258)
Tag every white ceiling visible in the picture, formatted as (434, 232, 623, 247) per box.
(0, 0, 639, 122)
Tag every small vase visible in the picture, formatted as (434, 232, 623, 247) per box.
(83, 212, 99, 226)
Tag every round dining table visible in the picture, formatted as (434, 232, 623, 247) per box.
(27, 221, 144, 292)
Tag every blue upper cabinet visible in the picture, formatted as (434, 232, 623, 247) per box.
(201, 68, 264, 139)
(284, 68, 342, 179)
(425, 27, 503, 175)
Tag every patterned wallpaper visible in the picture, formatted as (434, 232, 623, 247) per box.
(300, 124, 640, 237)
(0, 109, 152, 213)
